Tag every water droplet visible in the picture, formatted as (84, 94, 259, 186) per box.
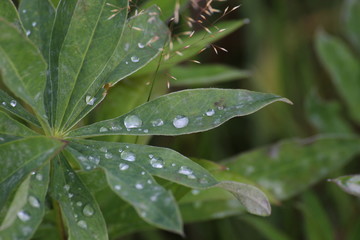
(89, 156, 100, 165)
(85, 95, 96, 105)
(178, 166, 193, 175)
(150, 195, 158, 201)
(76, 201, 83, 207)
(143, 129, 149, 133)
(10, 100, 17, 107)
(114, 185, 121, 190)
(111, 125, 121, 131)
(105, 153, 113, 159)
(83, 204, 94, 217)
(171, 163, 176, 167)
(99, 127, 108, 132)
(121, 150, 136, 161)
(150, 157, 164, 169)
(35, 173, 43, 181)
(1, 101, 6, 106)
(173, 115, 189, 128)
(217, 106, 224, 110)
(119, 163, 129, 170)
(141, 171, 145, 175)
(68, 193, 74, 198)
(77, 220, 87, 229)
(17, 211, 31, 222)
(32, 22, 37, 27)
(188, 174, 196, 179)
(124, 43, 130, 51)
(125, 61, 129, 64)
(200, 178, 209, 184)
(147, 179, 152, 184)
(26, 30, 31, 36)
(151, 119, 164, 127)
(124, 115, 142, 128)
(131, 56, 140, 63)
(28, 196, 40, 208)
(138, 43, 145, 48)
(205, 109, 215, 116)
(99, 147, 107, 152)
(191, 189, 200, 195)
(135, 183, 144, 189)
(64, 184, 70, 191)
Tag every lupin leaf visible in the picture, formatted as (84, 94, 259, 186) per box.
(68, 89, 291, 137)
(50, 155, 108, 240)
(330, 175, 360, 198)
(344, 0, 360, 52)
(0, 111, 39, 137)
(0, 0, 22, 29)
(0, 164, 50, 240)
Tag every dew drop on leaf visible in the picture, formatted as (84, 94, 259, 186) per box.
(32, 22, 37, 27)
(205, 109, 215, 116)
(105, 153, 113, 159)
(17, 211, 31, 222)
(138, 43, 145, 48)
(28, 196, 40, 208)
(64, 184, 70, 191)
(178, 166, 193, 175)
(150, 157, 164, 169)
(85, 95, 96, 105)
(77, 220, 87, 229)
(124, 115, 142, 128)
(26, 30, 31, 36)
(121, 150, 136, 161)
(173, 115, 189, 128)
(131, 56, 140, 63)
(119, 163, 129, 170)
(76, 201, 83, 207)
(114, 185, 121, 190)
(99, 127, 108, 132)
(151, 119, 164, 127)
(83, 204, 95, 217)
(35, 173, 43, 181)
(135, 183, 144, 189)
(10, 100, 17, 107)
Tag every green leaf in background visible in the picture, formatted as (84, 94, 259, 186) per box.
(60, 5, 169, 132)
(344, 0, 360, 52)
(0, 136, 64, 211)
(169, 64, 251, 86)
(315, 31, 360, 122)
(141, 0, 189, 20)
(50, 155, 108, 240)
(0, 111, 38, 137)
(19, 0, 55, 63)
(0, 89, 40, 127)
(0, 0, 22, 29)
(0, 164, 50, 240)
(330, 175, 360, 198)
(300, 192, 334, 240)
(225, 135, 360, 201)
(68, 89, 291, 137)
(0, 20, 47, 123)
(136, 19, 249, 76)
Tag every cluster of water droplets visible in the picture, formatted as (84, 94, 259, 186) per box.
(1, 99, 17, 107)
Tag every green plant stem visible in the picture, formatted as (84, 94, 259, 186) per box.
(52, 198, 66, 240)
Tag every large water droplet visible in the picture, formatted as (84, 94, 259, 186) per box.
(150, 157, 164, 169)
(173, 115, 189, 128)
(131, 56, 140, 63)
(205, 109, 215, 116)
(77, 220, 87, 229)
(17, 211, 31, 222)
(119, 163, 129, 170)
(28, 196, 40, 208)
(83, 204, 94, 217)
(10, 100, 17, 107)
(178, 166, 193, 175)
(124, 115, 142, 128)
(151, 119, 164, 127)
(138, 43, 145, 48)
(105, 153, 113, 159)
(121, 151, 136, 161)
(85, 95, 96, 105)
(99, 127, 108, 132)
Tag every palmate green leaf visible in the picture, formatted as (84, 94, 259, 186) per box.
(50, 155, 108, 240)
(0, 19, 47, 124)
(225, 135, 360, 201)
(330, 175, 360, 198)
(0, 89, 40, 127)
(0, 136, 64, 211)
(0, 111, 38, 138)
(170, 64, 251, 86)
(344, 0, 360, 52)
(0, 0, 22, 29)
(50, 0, 129, 129)
(61, 6, 169, 131)
(315, 31, 360, 122)
(68, 89, 290, 137)
(135, 19, 248, 76)
(0, 164, 50, 240)
(19, 0, 55, 63)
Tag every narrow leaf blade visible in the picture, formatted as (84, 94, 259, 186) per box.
(0, 111, 39, 137)
(69, 89, 291, 137)
(344, 0, 360, 51)
(330, 175, 360, 198)
(0, 0, 22, 29)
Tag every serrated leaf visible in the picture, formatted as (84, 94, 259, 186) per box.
(50, 155, 108, 240)
(136, 19, 248, 76)
(69, 89, 291, 137)
(0, 0, 22, 29)
(225, 135, 360, 200)
(19, 0, 55, 63)
(0, 164, 50, 240)
(51, 0, 129, 129)
(330, 175, 360, 198)
(0, 89, 40, 127)
(0, 136, 64, 211)
(0, 19, 47, 123)
(61, 6, 169, 131)
(0, 111, 39, 137)
(315, 31, 360, 122)
(344, 0, 360, 51)
(169, 64, 251, 86)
